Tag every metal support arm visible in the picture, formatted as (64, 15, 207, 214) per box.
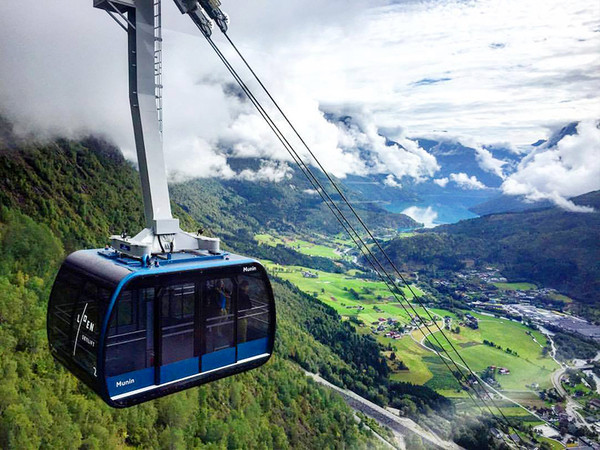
(127, 2, 179, 235)
(94, 0, 220, 258)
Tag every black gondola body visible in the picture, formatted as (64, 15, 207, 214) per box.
(47, 249, 275, 408)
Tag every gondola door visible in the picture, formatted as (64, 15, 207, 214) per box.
(157, 279, 199, 384)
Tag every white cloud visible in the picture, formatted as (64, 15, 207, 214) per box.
(501, 120, 600, 211)
(0, 0, 598, 183)
(473, 146, 507, 179)
(237, 160, 293, 182)
(449, 172, 486, 190)
(383, 174, 402, 188)
(331, 110, 440, 180)
(402, 206, 438, 228)
(433, 173, 486, 189)
(434, 177, 449, 188)
(168, 138, 235, 182)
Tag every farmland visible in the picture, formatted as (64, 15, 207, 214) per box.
(256, 233, 352, 260)
(492, 281, 538, 291)
(263, 233, 560, 413)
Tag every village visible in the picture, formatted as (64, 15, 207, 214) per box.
(429, 266, 600, 342)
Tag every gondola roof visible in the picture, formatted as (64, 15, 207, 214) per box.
(64, 249, 257, 285)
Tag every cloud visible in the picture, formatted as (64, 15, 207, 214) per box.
(449, 172, 486, 190)
(383, 174, 402, 188)
(169, 138, 235, 182)
(331, 110, 440, 181)
(501, 120, 600, 211)
(434, 177, 449, 188)
(401, 206, 438, 228)
(237, 160, 293, 182)
(433, 173, 486, 189)
(473, 146, 507, 179)
(455, 135, 508, 179)
(0, 0, 598, 183)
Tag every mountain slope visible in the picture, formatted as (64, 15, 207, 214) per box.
(0, 119, 486, 448)
(380, 191, 600, 309)
(170, 161, 418, 242)
(0, 125, 385, 449)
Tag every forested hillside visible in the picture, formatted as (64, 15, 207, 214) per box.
(0, 115, 504, 448)
(170, 171, 418, 242)
(0, 131, 391, 448)
(379, 192, 600, 309)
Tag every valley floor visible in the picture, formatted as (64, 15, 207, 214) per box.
(256, 231, 600, 448)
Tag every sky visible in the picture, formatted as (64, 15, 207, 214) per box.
(0, 0, 599, 210)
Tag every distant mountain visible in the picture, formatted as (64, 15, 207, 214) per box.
(469, 194, 553, 216)
(379, 190, 600, 311)
(468, 121, 582, 216)
(414, 138, 516, 188)
(545, 121, 579, 148)
(170, 156, 418, 242)
(321, 115, 528, 223)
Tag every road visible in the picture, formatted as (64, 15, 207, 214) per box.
(305, 372, 462, 450)
(544, 333, 595, 432)
(551, 367, 567, 397)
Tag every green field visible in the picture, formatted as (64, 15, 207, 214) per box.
(492, 282, 538, 291)
(287, 239, 345, 260)
(425, 315, 559, 391)
(254, 233, 285, 247)
(255, 233, 352, 260)
(388, 337, 434, 385)
(537, 436, 565, 449)
(267, 264, 423, 311)
(265, 246, 558, 409)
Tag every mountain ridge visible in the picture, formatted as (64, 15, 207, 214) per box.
(379, 190, 600, 316)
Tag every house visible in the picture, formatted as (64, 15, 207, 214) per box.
(588, 398, 600, 410)
(302, 271, 318, 278)
(489, 428, 502, 440)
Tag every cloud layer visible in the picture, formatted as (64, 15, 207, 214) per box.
(0, 0, 598, 197)
(501, 121, 600, 212)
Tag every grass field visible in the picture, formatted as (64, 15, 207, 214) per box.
(255, 233, 352, 261)
(387, 337, 434, 385)
(265, 248, 558, 408)
(254, 233, 285, 247)
(267, 264, 423, 313)
(537, 436, 565, 449)
(492, 282, 537, 291)
(425, 315, 559, 391)
(286, 239, 344, 260)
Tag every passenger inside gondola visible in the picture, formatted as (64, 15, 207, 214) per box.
(204, 278, 234, 354)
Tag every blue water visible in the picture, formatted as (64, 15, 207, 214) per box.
(384, 193, 486, 226)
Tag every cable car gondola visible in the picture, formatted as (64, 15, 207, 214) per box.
(48, 249, 274, 407)
(47, 0, 275, 408)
